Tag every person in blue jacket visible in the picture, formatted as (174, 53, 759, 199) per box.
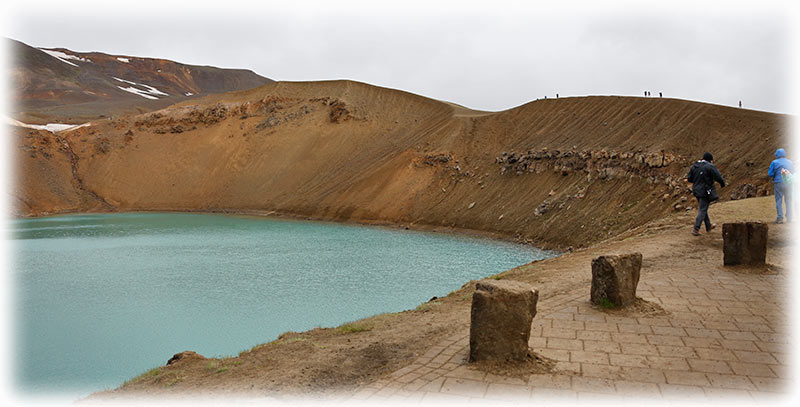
(768, 148, 793, 223)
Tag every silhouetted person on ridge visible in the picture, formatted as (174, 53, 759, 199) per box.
(659, 92, 662, 98)
(686, 152, 725, 236)
(768, 148, 793, 223)
(739, 100, 742, 108)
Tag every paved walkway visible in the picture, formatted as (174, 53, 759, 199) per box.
(349, 264, 790, 402)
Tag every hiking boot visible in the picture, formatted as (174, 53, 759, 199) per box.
(691, 229, 701, 236)
(775, 218, 784, 224)
(706, 224, 716, 232)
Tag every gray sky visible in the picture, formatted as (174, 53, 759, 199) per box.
(3, 0, 797, 114)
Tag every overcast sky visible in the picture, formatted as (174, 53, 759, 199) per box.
(2, 0, 797, 114)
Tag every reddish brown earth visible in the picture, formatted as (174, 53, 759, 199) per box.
(8, 38, 272, 124)
(9, 79, 792, 399)
(11, 79, 790, 249)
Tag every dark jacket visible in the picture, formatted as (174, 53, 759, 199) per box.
(687, 160, 725, 200)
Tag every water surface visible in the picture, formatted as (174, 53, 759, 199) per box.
(10, 213, 554, 398)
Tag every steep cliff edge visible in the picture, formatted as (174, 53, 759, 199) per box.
(10, 80, 790, 249)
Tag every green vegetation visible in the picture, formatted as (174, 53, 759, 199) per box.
(123, 367, 162, 386)
(597, 297, 617, 309)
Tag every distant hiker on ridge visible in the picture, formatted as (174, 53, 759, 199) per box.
(768, 148, 793, 223)
(739, 100, 742, 108)
(659, 92, 662, 98)
(686, 152, 726, 236)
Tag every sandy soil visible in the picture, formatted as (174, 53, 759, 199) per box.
(86, 196, 791, 400)
(10, 80, 790, 251)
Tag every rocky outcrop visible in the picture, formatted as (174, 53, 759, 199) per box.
(469, 279, 539, 362)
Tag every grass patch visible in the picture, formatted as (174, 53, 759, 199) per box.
(337, 323, 372, 334)
(123, 367, 162, 386)
(597, 298, 617, 309)
(215, 367, 229, 374)
(415, 302, 440, 312)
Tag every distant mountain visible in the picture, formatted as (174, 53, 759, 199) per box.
(7, 38, 274, 124)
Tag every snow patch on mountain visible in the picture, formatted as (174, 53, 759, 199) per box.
(39, 49, 92, 67)
(117, 57, 130, 63)
(113, 77, 170, 100)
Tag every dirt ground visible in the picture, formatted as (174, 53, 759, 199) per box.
(87, 195, 793, 401)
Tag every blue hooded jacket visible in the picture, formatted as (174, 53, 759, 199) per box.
(768, 148, 793, 183)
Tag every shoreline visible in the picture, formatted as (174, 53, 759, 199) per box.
(15, 207, 567, 253)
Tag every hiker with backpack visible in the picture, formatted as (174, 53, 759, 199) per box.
(686, 152, 726, 236)
(768, 148, 793, 223)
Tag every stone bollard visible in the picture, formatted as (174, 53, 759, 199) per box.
(590, 253, 642, 307)
(722, 222, 767, 266)
(469, 279, 539, 362)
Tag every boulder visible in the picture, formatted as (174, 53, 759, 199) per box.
(469, 279, 539, 362)
(723, 222, 768, 266)
(590, 253, 642, 307)
(166, 351, 205, 366)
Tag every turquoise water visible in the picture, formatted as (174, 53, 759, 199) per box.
(9, 213, 554, 398)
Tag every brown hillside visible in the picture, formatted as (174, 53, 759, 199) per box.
(11, 80, 790, 249)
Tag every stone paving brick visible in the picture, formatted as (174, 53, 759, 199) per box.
(685, 327, 723, 339)
(682, 336, 722, 348)
(749, 376, 792, 393)
(620, 342, 658, 355)
(647, 334, 685, 346)
(612, 332, 649, 344)
(651, 325, 687, 336)
(609, 353, 649, 368)
(551, 319, 585, 330)
(394, 371, 422, 384)
(535, 348, 570, 362)
(584, 321, 619, 332)
(530, 388, 577, 399)
(686, 359, 732, 374)
(440, 377, 488, 397)
(570, 351, 610, 365)
(554, 361, 581, 374)
(577, 330, 612, 341)
(484, 383, 532, 401)
(528, 336, 547, 348)
(664, 370, 710, 386)
(571, 376, 615, 393)
(527, 373, 571, 389)
(617, 323, 653, 334)
(734, 350, 779, 364)
(613, 380, 661, 396)
(694, 348, 738, 361)
(646, 356, 689, 371)
(484, 373, 526, 386)
(636, 317, 673, 327)
(444, 365, 485, 381)
(718, 339, 759, 351)
(719, 330, 759, 341)
(703, 321, 739, 331)
(583, 340, 621, 353)
(671, 319, 705, 328)
(703, 387, 755, 400)
(735, 322, 774, 333)
(619, 367, 666, 383)
(581, 363, 621, 380)
(547, 338, 584, 351)
(542, 327, 577, 339)
(769, 352, 789, 365)
(727, 361, 777, 378)
(658, 383, 707, 400)
(574, 313, 607, 322)
(656, 345, 697, 358)
(706, 373, 756, 390)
